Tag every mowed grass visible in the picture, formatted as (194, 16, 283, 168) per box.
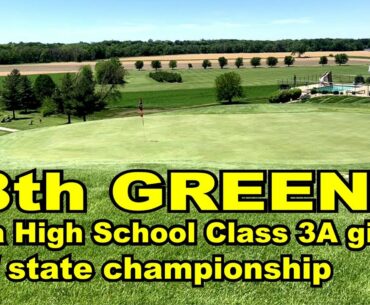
(0, 168, 369, 305)
(122, 65, 369, 92)
(110, 85, 278, 108)
(1, 104, 370, 169)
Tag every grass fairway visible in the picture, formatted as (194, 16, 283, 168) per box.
(1, 104, 370, 169)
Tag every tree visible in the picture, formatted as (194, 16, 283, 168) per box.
(284, 56, 295, 67)
(202, 59, 212, 69)
(169, 60, 177, 70)
(335, 53, 349, 65)
(33, 74, 56, 105)
(151, 60, 162, 71)
(72, 66, 97, 122)
(135, 60, 144, 71)
(60, 73, 75, 124)
(188, 63, 193, 69)
(235, 57, 244, 69)
(0, 69, 22, 119)
(319, 56, 328, 66)
(267, 57, 278, 67)
(218, 56, 228, 69)
(18, 76, 36, 113)
(215, 72, 244, 103)
(250, 57, 261, 68)
(292, 43, 307, 58)
(96, 58, 125, 85)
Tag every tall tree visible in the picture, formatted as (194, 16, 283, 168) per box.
(18, 76, 36, 113)
(292, 43, 307, 58)
(235, 57, 244, 69)
(95, 58, 125, 106)
(72, 66, 97, 122)
(135, 60, 144, 71)
(284, 56, 295, 67)
(250, 57, 261, 68)
(169, 60, 177, 70)
(60, 73, 75, 124)
(335, 53, 349, 65)
(202, 59, 212, 69)
(215, 72, 244, 103)
(218, 57, 228, 69)
(266, 57, 278, 67)
(151, 60, 162, 71)
(319, 56, 328, 66)
(33, 74, 56, 106)
(1, 69, 22, 119)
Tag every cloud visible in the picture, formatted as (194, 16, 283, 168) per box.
(271, 17, 312, 25)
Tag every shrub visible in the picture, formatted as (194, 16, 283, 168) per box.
(149, 71, 182, 83)
(40, 97, 57, 117)
(333, 91, 339, 95)
(366, 77, 370, 84)
(311, 88, 318, 95)
(322, 90, 329, 95)
(290, 88, 302, 100)
(269, 88, 302, 103)
(354, 75, 365, 84)
(188, 63, 193, 69)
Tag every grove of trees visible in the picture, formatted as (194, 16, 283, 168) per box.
(0, 58, 126, 122)
(0, 39, 367, 65)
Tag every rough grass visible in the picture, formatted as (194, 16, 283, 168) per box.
(0, 168, 369, 305)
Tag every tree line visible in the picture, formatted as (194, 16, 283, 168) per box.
(134, 54, 350, 71)
(0, 58, 125, 122)
(0, 39, 368, 64)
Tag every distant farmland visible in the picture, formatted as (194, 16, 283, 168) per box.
(0, 51, 369, 76)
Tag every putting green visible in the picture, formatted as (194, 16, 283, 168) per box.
(1, 111, 370, 168)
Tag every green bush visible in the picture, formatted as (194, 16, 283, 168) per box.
(40, 97, 57, 117)
(311, 88, 318, 94)
(149, 71, 182, 83)
(322, 90, 329, 95)
(333, 91, 339, 95)
(269, 88, 302, 103)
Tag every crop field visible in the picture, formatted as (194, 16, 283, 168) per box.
(1, 63, 370, 304)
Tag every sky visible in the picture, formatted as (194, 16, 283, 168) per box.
(0, 0, 369, 43)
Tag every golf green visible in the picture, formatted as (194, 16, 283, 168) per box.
(1, 109, 369, 168)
